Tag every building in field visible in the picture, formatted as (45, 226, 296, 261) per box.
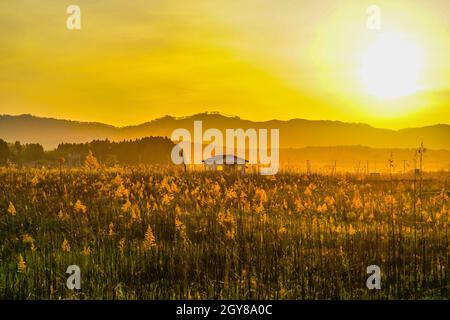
(202, 154, 248, 173)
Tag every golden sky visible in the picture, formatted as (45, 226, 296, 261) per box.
(0, 0, 449, 128)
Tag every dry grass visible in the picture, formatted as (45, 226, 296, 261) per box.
(0, 166, 448, 299)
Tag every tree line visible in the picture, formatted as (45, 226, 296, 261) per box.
(0, 137, 174, 166)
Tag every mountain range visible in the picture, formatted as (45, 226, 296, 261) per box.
(0, 113, 449, 150)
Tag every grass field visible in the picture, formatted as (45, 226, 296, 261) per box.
(0, 166, 448, 299)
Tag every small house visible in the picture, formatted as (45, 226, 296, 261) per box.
(202, 154, 248, 173)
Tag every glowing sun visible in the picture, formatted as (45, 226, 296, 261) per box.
(361, 33, 423, 100)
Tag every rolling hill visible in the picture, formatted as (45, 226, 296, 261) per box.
(0, 113, 449, 150)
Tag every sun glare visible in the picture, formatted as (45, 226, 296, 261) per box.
(361, 33, 423, 100)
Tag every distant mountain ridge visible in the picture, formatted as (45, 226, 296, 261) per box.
(0, 113, 449, 150)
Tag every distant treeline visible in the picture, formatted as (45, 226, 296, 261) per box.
(0, 137, 174, 166)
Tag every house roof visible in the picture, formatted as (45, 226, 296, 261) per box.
(202, 154, 248, 165)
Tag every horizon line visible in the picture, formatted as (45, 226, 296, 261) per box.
(1, 112, 449, 132)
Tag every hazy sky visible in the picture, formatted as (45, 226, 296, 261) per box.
(0, 0, 449, 128)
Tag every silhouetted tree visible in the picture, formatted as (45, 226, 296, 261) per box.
(0, 139, 9, 164)
(22, 143, 45, 161)
(9, 141, 23, 164)
(55, 137, 174, 166)
(90, 139, 112, 162)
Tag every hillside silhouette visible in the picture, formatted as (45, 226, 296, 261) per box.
(0, 113, 449, 150)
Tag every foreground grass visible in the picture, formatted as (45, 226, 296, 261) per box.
(0, 166, 448, 299)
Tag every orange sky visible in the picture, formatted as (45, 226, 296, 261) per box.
(0, 0, 449, 128)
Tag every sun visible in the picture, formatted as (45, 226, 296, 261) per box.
(361, 33, 423, 100)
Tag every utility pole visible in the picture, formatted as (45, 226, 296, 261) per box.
(181, 149, 186, 173)
(418, 142, 426, 197)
